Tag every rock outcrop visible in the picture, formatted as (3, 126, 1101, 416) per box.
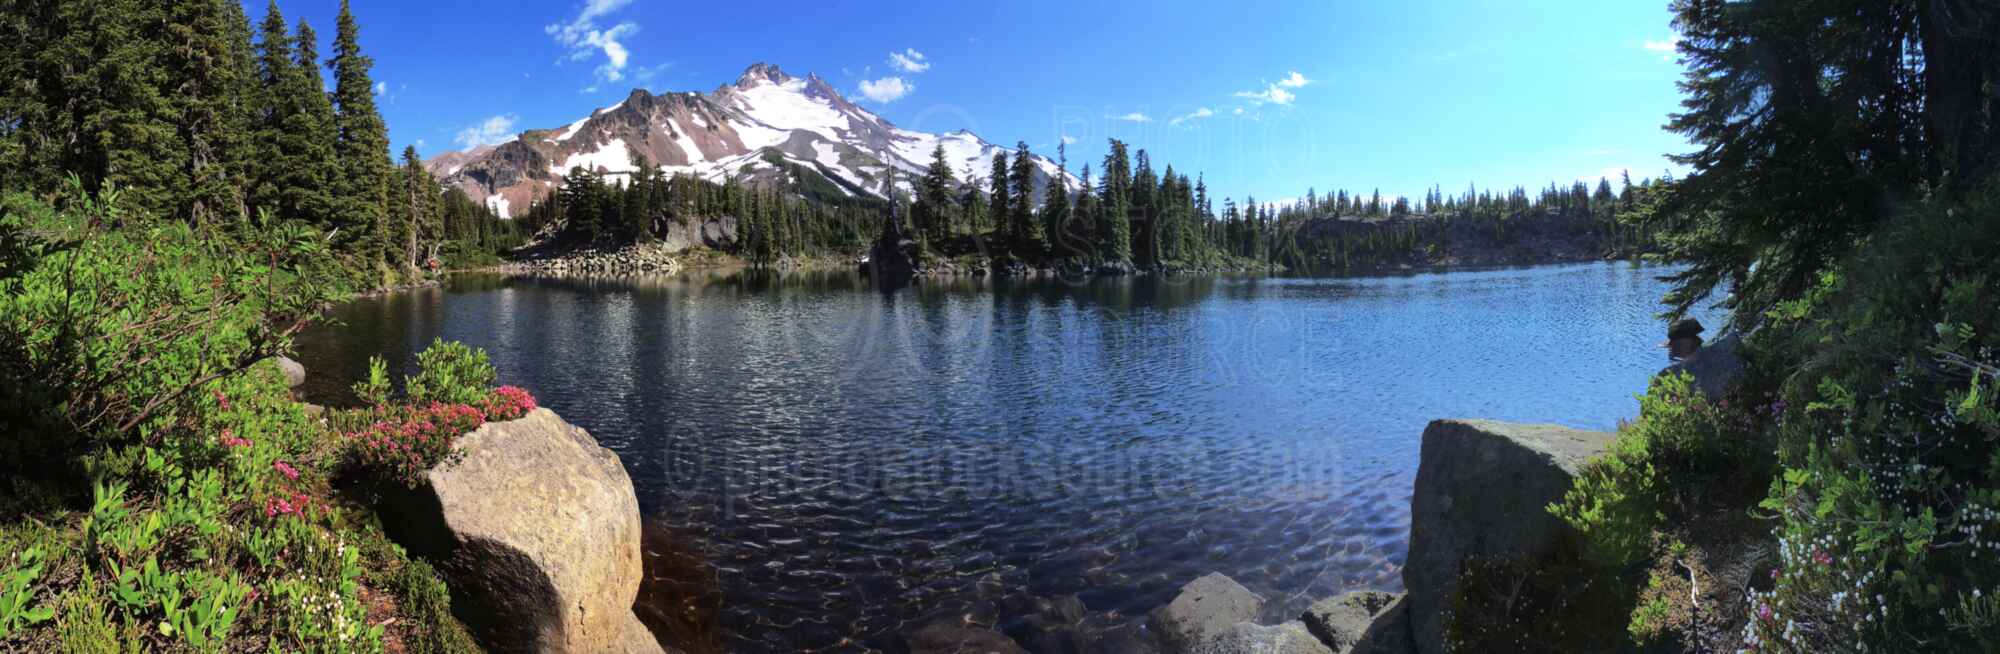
(1659, 330, 1745, 400)
(1302, 591, 1412, 654)
(1403, 419, 1614, 654)
(383, 408, 663, 654)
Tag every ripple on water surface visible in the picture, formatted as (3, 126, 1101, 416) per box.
(295, 263, 1721, 652)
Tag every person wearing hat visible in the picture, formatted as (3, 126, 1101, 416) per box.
(1663, 318, 1704, 362)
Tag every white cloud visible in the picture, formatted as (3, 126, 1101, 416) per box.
(373, 81, 387, 96)
(1234, 70, 1308, 106)
(454, 115, 518, 149)
(887, 48, 930, 73)
(546, 0, 641, 87)
(414, 138, 426, 148)
(1644, 37, 1679, 62)
(1234, 85, 1295, 106)
(1169, 107, 1215, 126)
(1060, 135, 1078, 145)
(1112, 112, 1152, 123)
(1232, 107, 1245, 115)
(857, 77, 913, 103)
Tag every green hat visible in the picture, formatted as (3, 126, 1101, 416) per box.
(1667, 318, 1704, 340)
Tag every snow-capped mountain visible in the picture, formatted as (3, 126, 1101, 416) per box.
(431, 63, 1081, 218)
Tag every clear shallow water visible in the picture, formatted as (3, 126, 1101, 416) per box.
(296, 263, 1717, 652)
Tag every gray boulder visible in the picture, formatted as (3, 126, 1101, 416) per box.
(1301, 591, 1412, 654)
(1152, 573, 1265, 651)
(699, 216, 739, 249)
(384, 408, 662, 654)
(906, 623, 1028, 654)
(1658, 330, 1745, 400)
(1198, 621, 1331, 654)
(274, 355, 305, 388)
(1403, 420, 1613, 654)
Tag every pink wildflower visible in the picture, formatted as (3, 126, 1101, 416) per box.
(273, 460, 299, 480)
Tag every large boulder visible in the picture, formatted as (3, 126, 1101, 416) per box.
(273, 355, 305, 388)
(1301, 591, 1412, 654)
(1658, 331, 1745, 400)
(1204, 621, 1332, 654)
(1152, 573, 1265, 651)
(1403, 420, 1613, 654)
(383, 408, 662, 654)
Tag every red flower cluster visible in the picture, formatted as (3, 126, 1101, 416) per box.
(264, 492, 310, 518)
(273, 460, 300, 480)
(218, 428, 253, 449)
(481, 385, 537, 421)
(347, 401, 486, 486)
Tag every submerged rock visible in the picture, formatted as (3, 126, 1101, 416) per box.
(905, 623, 1029, 654)
(1403, 419, 1613, 654)
(383, 408, 662, 654)
(1152, 572, 1265, 651)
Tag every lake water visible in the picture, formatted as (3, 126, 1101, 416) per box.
(296, 263, 1717, 652)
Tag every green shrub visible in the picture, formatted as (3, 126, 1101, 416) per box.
(1552, 372, 1775, 568)
(1734, 184, 2000, 652)
(405, 339, 496, 407)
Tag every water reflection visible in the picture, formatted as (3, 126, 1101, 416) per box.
(296, 263, 1715, 652)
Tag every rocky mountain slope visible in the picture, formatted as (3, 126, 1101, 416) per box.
(430, 63, 1080, 218)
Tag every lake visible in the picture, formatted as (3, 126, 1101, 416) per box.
(295, 263, 1717, 652)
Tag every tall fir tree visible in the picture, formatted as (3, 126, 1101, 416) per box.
(1038, 143, 1071, 259)
(328, 0, 396, 273)
(1007, 141, 1040, 255)
(1099, 139, 1133, 263)
(987, 151, 1011, 238)
(290, 19, 343, 234)
(915, 143, 958, 247)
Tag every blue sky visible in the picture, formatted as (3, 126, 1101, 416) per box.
(270, 0, 1690, 204)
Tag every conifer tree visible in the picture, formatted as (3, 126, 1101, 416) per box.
(329, 0, 396, 271)
(1098, 139, 1133, 263)
(987, 151, 1011, 238)
(1007, 141, 1039, 254)
(290, 19, 343, 233)
(1038, 143, 1071, 259)
(915, 143, 958, 247)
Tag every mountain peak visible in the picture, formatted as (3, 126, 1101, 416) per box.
(735, 62, 793, 87)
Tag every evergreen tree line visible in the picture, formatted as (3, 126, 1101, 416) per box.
(0, 0, 518, 284)
(516, 162, 886, 261)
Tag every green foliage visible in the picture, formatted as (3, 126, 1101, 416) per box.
(355, 356, 392, 406)
(1445, 534, 1637, 652)
(1733, 184, 2000, 652)
(1552, 372, 1774, 567)
(0, 546, 56, 637)
(405, 339, 497, 406)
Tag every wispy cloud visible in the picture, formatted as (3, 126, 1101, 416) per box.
(1112, 112, 1152, 123)
(1234, 71, 1309, 106)
(857, 77, 913, 103)
(887, 48, 930, 74)
(1060, 135, 1078, 145)
(1168, 107, 1215, 126)
(1643, 37, 1679, 62)
(373, 81, 387, 96)
(547, 0, 640, 89)
(454, 115, 518, 149)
